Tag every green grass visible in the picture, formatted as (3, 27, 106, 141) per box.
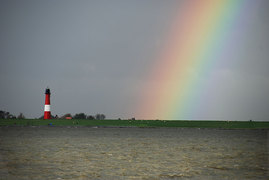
(0, 119, 269, 129)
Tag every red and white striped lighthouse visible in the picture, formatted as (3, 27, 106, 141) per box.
(44, 88, 51, 119)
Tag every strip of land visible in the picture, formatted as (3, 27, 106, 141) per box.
(0, 119, 269, 129)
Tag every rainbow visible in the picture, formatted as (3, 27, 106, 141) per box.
(137, 0, 256, 120)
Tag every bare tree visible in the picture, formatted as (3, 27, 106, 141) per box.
(95, 114, 106, 120)
(17, 113, 25, 119)
(87, 115, 95, 120)
(73, 113, 87, 119)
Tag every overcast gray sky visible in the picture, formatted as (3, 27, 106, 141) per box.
(0, 0, 269, 120)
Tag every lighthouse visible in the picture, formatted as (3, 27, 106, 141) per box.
(44, 88, 51, 119)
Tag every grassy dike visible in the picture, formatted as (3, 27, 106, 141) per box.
(0, 119, 269, 129)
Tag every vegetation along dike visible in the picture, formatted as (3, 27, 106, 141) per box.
(0, 119, 269, 129)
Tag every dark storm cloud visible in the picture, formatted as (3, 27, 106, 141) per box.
(0, 0, 178, 118)
(0, 0, 268, 120)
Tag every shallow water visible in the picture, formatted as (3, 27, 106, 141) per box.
(0, 127, 268, 179)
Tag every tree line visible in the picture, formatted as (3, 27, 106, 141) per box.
(40, 113, 106, 120)
(0, 110, 105, 120)
(0, 110, 25, 119)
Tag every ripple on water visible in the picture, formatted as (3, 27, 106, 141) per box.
(0, 127, 268, 179)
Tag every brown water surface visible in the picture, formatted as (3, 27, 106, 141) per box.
(0, 127, 268, 179)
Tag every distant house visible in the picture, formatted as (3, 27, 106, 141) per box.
(66, 117, 72, 120)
